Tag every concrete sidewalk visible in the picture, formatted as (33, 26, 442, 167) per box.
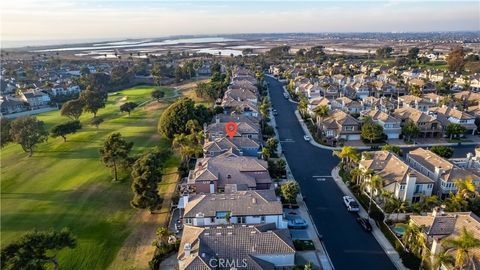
(331, 167, 407, 270)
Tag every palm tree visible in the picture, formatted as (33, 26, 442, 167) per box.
(432, 249, 455, 270)
(455, 177, 477, 200)
(153, 227, 172, 248)
(172, 132, 203, 163)
(442, 227, 480, 270)
(419, 195, 440, 213)
(298, 96, 309, 117)
(349, 168, 363, 186)
(333, 146, 360, 170)
(314, 105, 329, 124)
(386, 197, 408, 222)
(361, 175, 383, 215)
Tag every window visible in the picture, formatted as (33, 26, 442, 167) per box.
(210, 217, 215, 223)
(260, 216, 265, 223)
(185, 218, 192, 224)
(344, 126, 354, 131)
(238, 216, 246, 224)
(400, 185, 405, 190)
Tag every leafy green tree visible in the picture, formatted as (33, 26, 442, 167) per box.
(80, 87, 106, 117)
(99, 133, 134, 182)
(265, 138, 278, 157)
(120, 102, 138, 117)
(381, 144, 403, 156)
(51, 121, 82, 142)
(80, 66, 90, 77)
(402, 120, 420, 142)
(281, 180, 300, 204)
(172, 132, 203, 163)
(158, 97, 196, 139)
(10, 116, 49, 156)
(361, 118, 384, 143)
(442, 227, 480, 269)
(445, 123, 466, 140)
(1, 228, 76, 270)
(430, 145, 454, 158)
(1, 117, 12, 148)
(268, 159, 286, 179)
(446, 47, 466, 73)
(90, 117, 104, 130)
(376, 47, 394, 58)
(260, 97, 270, 119)
(151, 89, 165, 102)
(130, 150, 164, 213)
(152, 227, 172, 248)
(60, 99, 84, 120)
(407, 47, 419, 60)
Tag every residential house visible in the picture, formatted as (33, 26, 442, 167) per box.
(20, 90, 51, 108)
(223, 88, 258, 104)
(407, 148, 480, 198)
(180, 190, 287, 229)
(307, 96, 330, 116)
(359, 150, 434, 204)
(178, 223, 295, 270)
(393, 108, 443, 138)
(203, 136, 260, 157)
(429, 106, 477, 135)
(317, 109, 361, 144)
(204, 117, 260, 141)
(331, 96, 362, 114)
(221, 97, 259, 118)
(398, 95, 434, 112)
(0, 97, 27, 115)
(187, 152, 272, 193)
(360, 109, 402, 139)
(410, 209, 480, 270)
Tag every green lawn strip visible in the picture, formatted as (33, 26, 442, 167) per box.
(1, 85, 175, 269)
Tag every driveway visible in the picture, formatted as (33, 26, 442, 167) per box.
(266, 76, 396, 270)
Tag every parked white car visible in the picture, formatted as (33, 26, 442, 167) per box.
(343, 196, 360, 212)
(303, 135, 311, 141)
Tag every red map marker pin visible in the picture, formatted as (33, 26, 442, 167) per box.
(225, 122, 238, 139)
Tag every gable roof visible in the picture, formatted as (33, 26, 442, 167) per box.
(183, 190, 282, 218)
(178, 224, 295, 270)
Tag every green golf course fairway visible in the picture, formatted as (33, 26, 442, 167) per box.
(1, 85, 177, 269)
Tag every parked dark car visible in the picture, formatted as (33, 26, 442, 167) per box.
(356, 217, 372, 232)
(286, 215, 308, 229)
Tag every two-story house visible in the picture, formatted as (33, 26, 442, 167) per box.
(428, 106, 477, 135)
(360, 109, 402, 139)
(180, 190, 287, 229)
(406, 148, 480, 198)
(359, 150, 434, 204)
(187, 152, 272, 193)
(317, 109, 361, 144)
(393, 107, 443, 138)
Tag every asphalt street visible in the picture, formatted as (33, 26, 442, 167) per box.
(266, 75, 479, 270)
(266, 76, 397, 270)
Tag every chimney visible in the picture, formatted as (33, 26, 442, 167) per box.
(209, 181, 215, 194)
(434, 166, 444, 178)
(403, 173, 417, 202)
(184, 243, 192, 257)
(432, 206, 445, 217)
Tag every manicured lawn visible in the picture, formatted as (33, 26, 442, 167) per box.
(1, 85, 176, 269)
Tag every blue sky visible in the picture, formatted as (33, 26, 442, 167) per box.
(1, 1, 479, 42)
